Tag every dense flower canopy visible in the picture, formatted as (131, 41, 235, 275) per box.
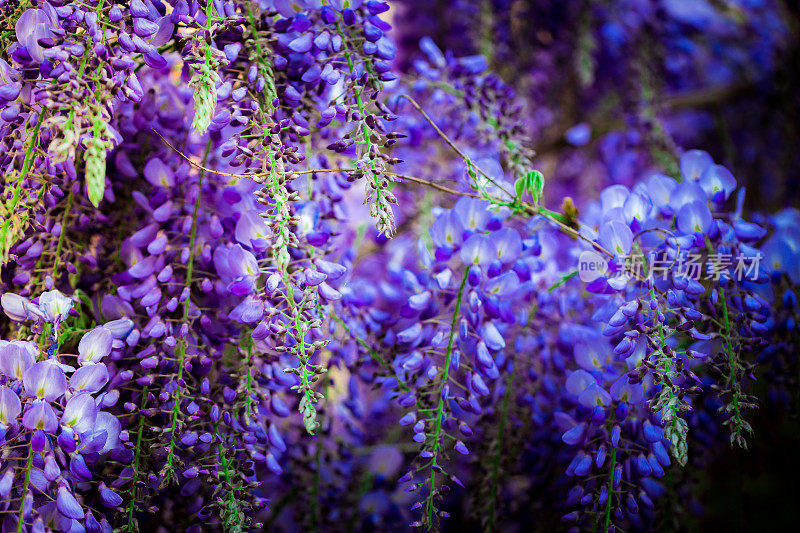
(0, 0, 798, 532)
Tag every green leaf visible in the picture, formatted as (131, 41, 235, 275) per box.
(514, 177, 526, 199)
(515, 170, 545, 204)
(529, 169, 544, 198)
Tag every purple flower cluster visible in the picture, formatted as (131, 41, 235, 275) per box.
(0, 1, 797, 532)
(0, 290, 126, 532)
(394, 0, 799, 209)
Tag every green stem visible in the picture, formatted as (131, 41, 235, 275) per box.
(650, 286, 677, 432)
(65, 51, 91, 131)
(337, 23, 384, 218)
(244, 337, 255, 418)
(245, 6, 278, 109)
(603, 446, 617, 532)
(51, 189, 74, 279)
(1, 108, 46, 261)
(265, 168, 320, 433)
(527, 270, 579, 325)
(164, 140, 211, 473)
(487, 361, 515, 532)
(214, 424, 243, 529)
(426, 271, 469, 529)
(720, 287, 743, 442)
(16, 445, 34, 533)
(290, 285, 316, 431)
(126, 385, 149, 532)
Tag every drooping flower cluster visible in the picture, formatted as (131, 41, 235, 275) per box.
(0, 290, 127, 532)
(395, 0, 798, 208)
(0, 1, 797, 532)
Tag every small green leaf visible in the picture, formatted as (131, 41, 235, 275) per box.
(516, 170, 545, 204)
(514, 177, 526, 199)
(529, 169, 544, 199)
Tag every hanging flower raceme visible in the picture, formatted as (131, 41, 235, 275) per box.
(0, 1, 797, 532)
(0, 291, 123, 532)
